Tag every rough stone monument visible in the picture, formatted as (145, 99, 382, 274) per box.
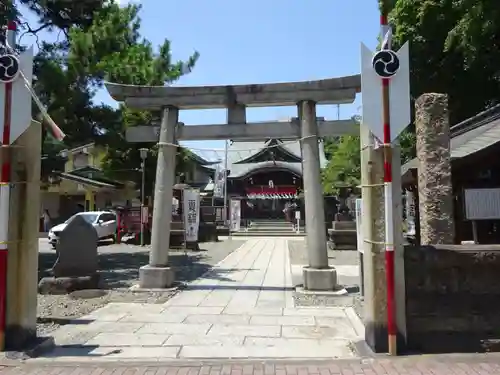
(38, 215, 99, 294)
(415, 93, 455, 244)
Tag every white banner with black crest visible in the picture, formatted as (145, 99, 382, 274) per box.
(0, 46, 34, 144)
(360, 37, 411, 143)
(0, 53, 20, 83)
(183, 188, 200, 242)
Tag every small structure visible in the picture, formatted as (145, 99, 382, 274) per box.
(38, 215, 99, 294)
(328, 221, 357, 250)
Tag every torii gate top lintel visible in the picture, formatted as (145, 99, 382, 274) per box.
(104, 74, 361, 110)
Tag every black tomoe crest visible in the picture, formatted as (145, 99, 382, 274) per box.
(0, 54, 20, 83)
(372, 50, 399, 78)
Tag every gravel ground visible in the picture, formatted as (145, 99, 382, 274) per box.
(37, 239, 246, 336)
(287, 240, 363, 315)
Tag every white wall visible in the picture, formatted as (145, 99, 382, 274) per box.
(72, 153, 89, 169)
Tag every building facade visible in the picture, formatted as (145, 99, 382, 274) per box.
(207, 138, 328, 220)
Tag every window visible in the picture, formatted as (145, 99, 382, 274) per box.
(66, 213, 98, 224)
(99, 213, 116, 222)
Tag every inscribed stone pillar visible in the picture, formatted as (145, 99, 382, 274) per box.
(298, 100, 337, 291)
(139, 106, 177, 288)
(415, 93, 455, 244)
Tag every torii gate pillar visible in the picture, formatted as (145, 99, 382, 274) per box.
(299, 101, 337, 290)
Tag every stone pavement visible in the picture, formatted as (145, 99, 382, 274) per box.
(4, 355, 500, 374)
(32, 238, 364, 362)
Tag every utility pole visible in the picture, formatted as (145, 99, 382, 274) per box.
(361, 0, 410, 355)
(0, 17, 16, 351)
(223, 139, 228, 227)
(139, 148, 148, 246)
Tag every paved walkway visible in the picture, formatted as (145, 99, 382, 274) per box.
(5, 356, 500, 374)
(32, 238, 363, 362)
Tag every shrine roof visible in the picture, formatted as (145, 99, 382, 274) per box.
(199, 138, 328, 178)
(401, 104, 500, 181)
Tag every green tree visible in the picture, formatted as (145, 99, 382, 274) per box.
(2, 1, 199, 187)
(390, 0, 500, 124)
(322, 134, 361, 195)
(67, 2, 200, 191)
(321, 117, 415, 195)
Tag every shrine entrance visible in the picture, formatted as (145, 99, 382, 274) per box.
(238, 169, 301, 221)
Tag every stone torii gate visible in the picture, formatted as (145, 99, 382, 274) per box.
(105, 76, 361, 291)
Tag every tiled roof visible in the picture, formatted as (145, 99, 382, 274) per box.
(193, 138, 327, 179)
(401, 104, 500, 178)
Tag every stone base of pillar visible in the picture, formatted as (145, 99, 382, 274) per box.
(303, 267, 338, 291)
(139, 265, 175, 288)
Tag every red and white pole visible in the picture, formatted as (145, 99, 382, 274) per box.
(380, 10, 397, 355)
(0, 20, 16, 350)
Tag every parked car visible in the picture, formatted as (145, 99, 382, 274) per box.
(48, 211, 117, 249)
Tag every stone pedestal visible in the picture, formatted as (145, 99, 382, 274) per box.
(415, 93, 455, 244)
(303, 267, 338, 291)
(139, 265, 175, 288)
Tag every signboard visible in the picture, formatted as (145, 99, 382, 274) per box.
(183, 188, 200, 242)
(355, 199, 363, 253)
(230, 199, 241, 232)
(360, 42, 410, 143)
(405, 191, 416, 236)
(295, 211, 301, 220)
(464, 188, 500, 220)
(141, 206, 149, 225)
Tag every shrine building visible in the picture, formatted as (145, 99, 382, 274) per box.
(208, 138, 328, 220)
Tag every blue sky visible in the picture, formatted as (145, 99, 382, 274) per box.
(19, 0, 380, 158)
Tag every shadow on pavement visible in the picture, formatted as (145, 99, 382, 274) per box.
(38, 250, 240, 289)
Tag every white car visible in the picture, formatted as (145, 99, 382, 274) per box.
(48, 211, 117, 248)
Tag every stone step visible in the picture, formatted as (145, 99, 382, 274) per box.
(231, 231, 306, 237)
(250, 222, 291, 227)
(247, 227, 297, 232)
(249, 224, 296, 228)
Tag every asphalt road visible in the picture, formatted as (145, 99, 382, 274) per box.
(38, 238, 136, 254)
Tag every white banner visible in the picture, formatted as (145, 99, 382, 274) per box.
(355, 198, 364, 253)
(183, 188, 200, 242)
(405, 190, 416, 235)
(230, 199, 241, 232)
(213, 164, 225, 198)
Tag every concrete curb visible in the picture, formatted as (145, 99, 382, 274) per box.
(344, 307, 375, 358)
(0, 336, 56, 362)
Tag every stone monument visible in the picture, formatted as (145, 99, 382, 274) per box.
(38, 215, 99, 294)
(415, 93, 455, 244)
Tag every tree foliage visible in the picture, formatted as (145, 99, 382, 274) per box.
(323, 0, 500, 194)
(322, 134, 361, 195)
(1, 0, 200, 190)
(390, 0, 500, 124)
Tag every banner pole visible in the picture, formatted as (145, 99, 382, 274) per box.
(380, 1, 397, 356)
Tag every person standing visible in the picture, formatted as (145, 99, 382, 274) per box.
(42, 209, 51, 232)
